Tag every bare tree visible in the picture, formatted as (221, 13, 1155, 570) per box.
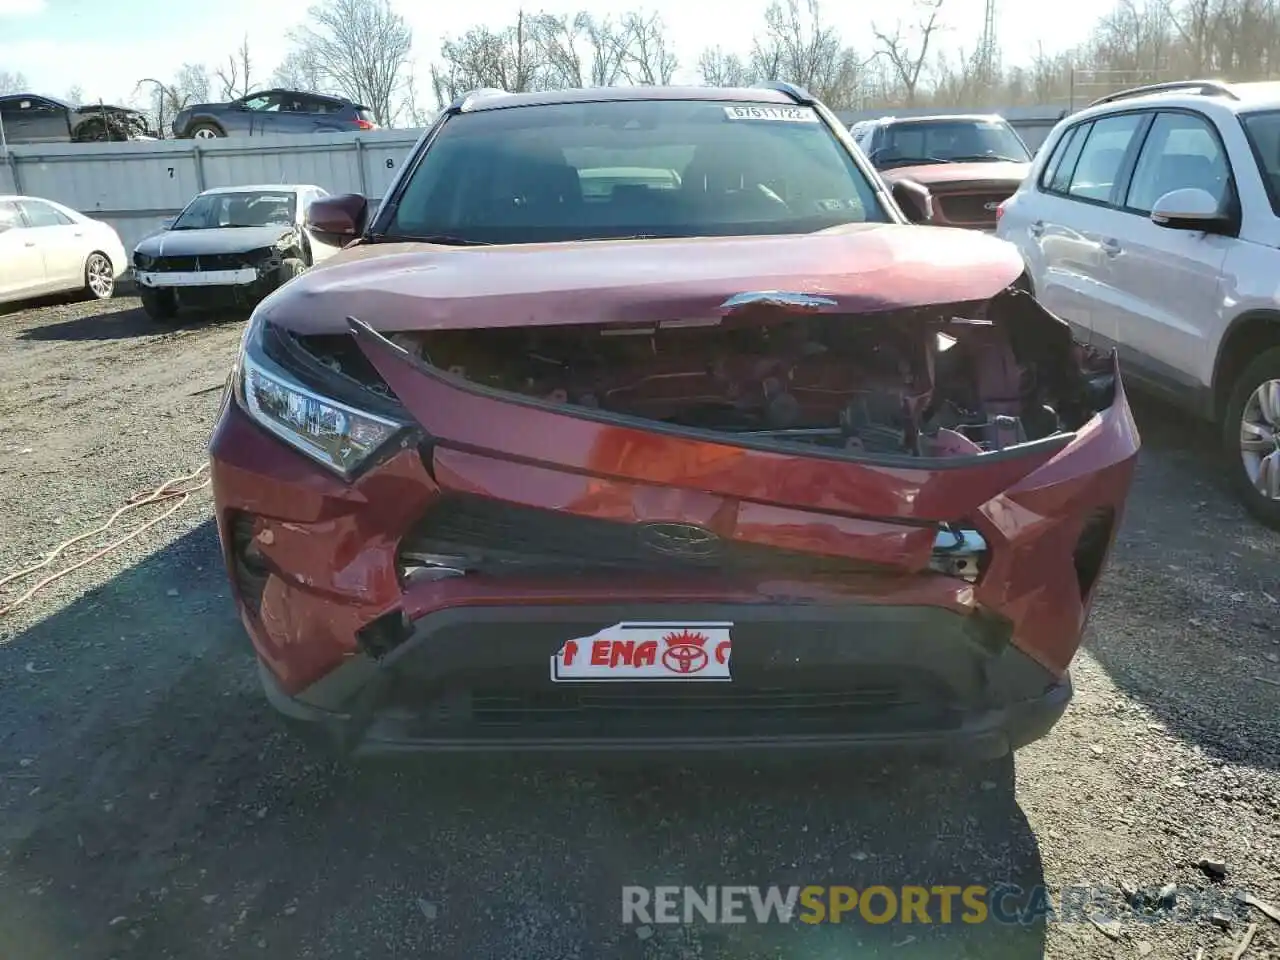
(872, 0, 944, 105)
(216, 35, 255, 100)
(532, 12, 628, 88)
(615, 11, 678, 85)
(698, 46, 753, 86)
(0, 71, 29, 95)
(65, 84, 85, 105)
(291, 0, 413, 126)
(749, 0, 871, 108)
(136, 63, 210, 138)
(272, 49, 329, 93)
(431, 10, 548, 104)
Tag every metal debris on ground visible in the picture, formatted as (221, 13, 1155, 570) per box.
(1230, 922, 1257, 960)
(1237, 892, 1280, 926)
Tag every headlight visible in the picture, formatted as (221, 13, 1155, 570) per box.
(134, 252, 154, 270)
(234, 313, 403, 477)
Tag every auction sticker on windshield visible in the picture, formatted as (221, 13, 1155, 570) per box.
(551, 622, 733, 682)
(723, 105, 819, 123)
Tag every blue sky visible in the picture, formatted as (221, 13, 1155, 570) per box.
(1, 0, 1119, 105)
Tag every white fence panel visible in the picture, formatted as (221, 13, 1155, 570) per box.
(2, 129, 424, 253)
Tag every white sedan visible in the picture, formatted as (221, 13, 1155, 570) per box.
(0, 195, 128, 306)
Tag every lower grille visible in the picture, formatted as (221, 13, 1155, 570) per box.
(398, 494, 897, 579)
(149, 253, 263, 272)
(388, 669, 961, 739)
(938, 192, 1011, 225)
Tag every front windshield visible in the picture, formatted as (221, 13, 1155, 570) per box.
(871, 119, 1031, 167)
(172, 190, 297, 230)
(382, 99, 888, 244)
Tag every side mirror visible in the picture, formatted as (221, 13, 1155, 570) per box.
(890, 179, 934, 225)
(306, 193, 368, 243)
(1150, 187, 1226, 231)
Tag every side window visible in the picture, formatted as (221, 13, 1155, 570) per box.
(17, 200, 73, 227)
(1039, 124, 1082, 191)
(1125, 111, 1231, 214)
(1048, 124, 1090, 194)
(0, 200, 22, 232)
(1066, 113, 1147, 203)
(242, 94, 282, 112)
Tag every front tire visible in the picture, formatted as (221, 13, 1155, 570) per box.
(140, 287, 179, 323)
(188, 122, 224, 139)
(84, 252, 115, 300)
(1223, 345, 1280, 529)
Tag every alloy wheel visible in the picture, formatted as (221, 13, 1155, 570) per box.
(1240, 378, 1280, 499)
(194, 128, 218, 139)
(87, 254, 114, 299)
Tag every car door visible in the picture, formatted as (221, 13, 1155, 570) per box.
(1018, 112, 1152, 343)
(239, 92, 288, 136)
(1093, 109, 1232, 399)
(17, 199, 85, 290)
(0, 96, 72, 144)
(0, 200, 49, 300)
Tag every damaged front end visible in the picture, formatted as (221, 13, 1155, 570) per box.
(292, 285, 1115, 466)
(135, 242, 300, 309)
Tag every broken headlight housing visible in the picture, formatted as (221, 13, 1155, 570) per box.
(233, 310, 405, 478)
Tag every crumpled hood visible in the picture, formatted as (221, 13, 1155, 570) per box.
(135, 225, 295, 258)
(259, 222, 1025, 336)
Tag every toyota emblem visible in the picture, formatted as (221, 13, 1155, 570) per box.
(636, 522, 722, 560)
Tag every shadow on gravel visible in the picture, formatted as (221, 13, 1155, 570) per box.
(1086, 395, 1280, 769)
(17, 305, 248, 342)
(0, 523, 1048, 960)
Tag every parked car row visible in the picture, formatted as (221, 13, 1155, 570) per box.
(0, 88, 376, 146)
(0, 93, 153, 144)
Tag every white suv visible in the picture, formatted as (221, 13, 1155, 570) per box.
(999, 79, 1280, 528)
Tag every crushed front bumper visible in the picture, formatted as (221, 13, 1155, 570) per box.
(210, 338, 1137, 758)
(256, 602, 1071, 759)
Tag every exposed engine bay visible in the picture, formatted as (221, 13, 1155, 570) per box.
(300, 287, 1115, 459)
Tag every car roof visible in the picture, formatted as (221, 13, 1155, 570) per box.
(0, 92, 73, 108)
(243, 88, 350, 105)
(198, 184, 319, 195)
(1079, 79, 1280, 116)
(455, 85, 804, 113)
(875, 114, 1006, 125)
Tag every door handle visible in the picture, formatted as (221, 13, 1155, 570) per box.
(1100, 238, 1122, 257)
(1028, 220, 1044, 237)
(23, 240, 36, 247)
(73, 231, 83, 237)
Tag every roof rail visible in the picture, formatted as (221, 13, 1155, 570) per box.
(751, 80, 816, 105)
(449, 88, 509, 113)
(1088, 79, 1237, 107)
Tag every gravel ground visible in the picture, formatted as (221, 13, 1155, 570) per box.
(0, 293, 1277, 960)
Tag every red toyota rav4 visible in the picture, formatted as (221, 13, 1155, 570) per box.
(209, 84, 1139, 758)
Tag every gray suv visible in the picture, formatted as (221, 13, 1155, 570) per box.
(172, 89, 377, 139)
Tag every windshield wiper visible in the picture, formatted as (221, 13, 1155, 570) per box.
(945, 154, 1026, 163)
(368, 232, 491, 246)
(876, 156, 952, 166)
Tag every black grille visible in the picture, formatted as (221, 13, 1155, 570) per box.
(150, 252, 265, 272)
(388, 668, 960, 739)
(938, 192, 1010, 224)
(399, 495, 899, 578)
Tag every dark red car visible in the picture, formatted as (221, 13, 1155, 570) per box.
(851, 115, 1034, 230)
(209, 84, 1139, 758)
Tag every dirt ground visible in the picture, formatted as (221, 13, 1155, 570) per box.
(0, 293, 1277, 960)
